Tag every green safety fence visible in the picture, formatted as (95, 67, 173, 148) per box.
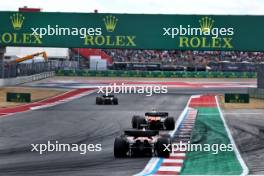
(56, 70, 257, 78)
(181, 107, 243, 175)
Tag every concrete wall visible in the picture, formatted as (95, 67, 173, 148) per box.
(257, 64, 264, 89)
(90, 56, 107, 70)
(249, 88, 264, 99)
(0, 71, 54, 87)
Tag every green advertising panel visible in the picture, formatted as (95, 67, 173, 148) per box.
(225, 93, 250, 103)
(0, 11, 263, 51)
(56, 70, 257, 78)
(6, 92, 31, 103)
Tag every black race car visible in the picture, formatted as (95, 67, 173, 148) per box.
(96, 95, 118, 105)
(114, 129, 171, 158)
(132, 110, 175, 130)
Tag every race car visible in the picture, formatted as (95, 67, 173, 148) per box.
(114, 129, 172, 158)
(96, 95, 118, 105)
(131, 110, 175, 130)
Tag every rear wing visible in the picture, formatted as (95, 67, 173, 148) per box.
(102, 95, 114, 98)
(145, 112, 168, 117)
(124, 129, 159, 137)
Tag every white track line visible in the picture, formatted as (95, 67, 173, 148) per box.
(158, 166, 181, 172)
(163, 159, 184, 163)
(30, 90, 96, 110)
(170, 153, 186, 157)
(134, 96, 192, 176)
(215, 96, 249, 176)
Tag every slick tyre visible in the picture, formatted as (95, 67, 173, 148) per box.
(113, 97, 118, 105)
(164, 117, 175, 130)
(137, 117, 147, 129)
(96, 97, 103, 105)
(156, 137, 171, 158)
(114, 137, 128, 158)
(132, 116, 140, 128)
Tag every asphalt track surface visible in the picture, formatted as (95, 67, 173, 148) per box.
(0, 92, 190, 176)
(0, 86, 262, 176)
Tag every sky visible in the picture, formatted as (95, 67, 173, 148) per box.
(0, 0, 264, 15)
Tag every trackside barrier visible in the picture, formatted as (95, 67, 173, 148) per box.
(248, 88, 264, 99)
(0, 71, 54, 87)
(56, 70, 257, 78)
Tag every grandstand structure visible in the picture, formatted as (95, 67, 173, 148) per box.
(103, 49, 264, 72)
(2, 7, 263, 73)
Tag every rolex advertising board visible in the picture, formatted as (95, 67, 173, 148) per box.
(0, 11, 263, 51)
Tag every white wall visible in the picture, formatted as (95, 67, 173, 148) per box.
(89, 56, 107, 70)
(0, 71, 54, 87)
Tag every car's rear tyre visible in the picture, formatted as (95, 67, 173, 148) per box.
(137, 117, 147, 129)
(132, 116, 139, 128)
(114, 137, 128, 158)
(164, 117, 175, 130)
(113, 97, 118, 105)
(160, 133, 171, 138)
(96, 97, 102, 105)
(156, 137, 171, 158)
